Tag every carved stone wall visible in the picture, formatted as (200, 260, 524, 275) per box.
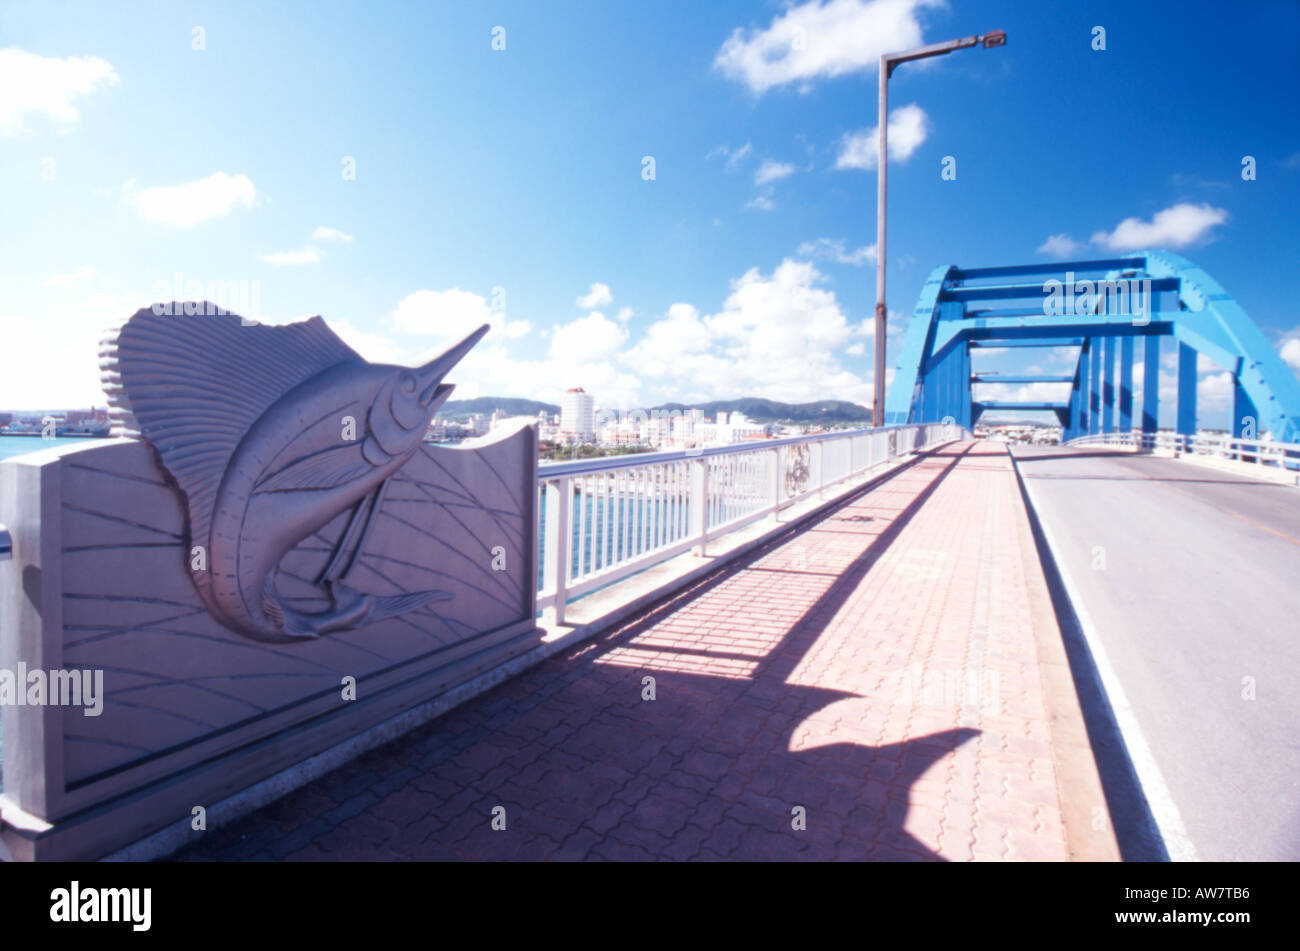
(0, 423, 539, 859)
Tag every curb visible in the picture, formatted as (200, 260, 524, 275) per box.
(1007, 447, 1122, 862)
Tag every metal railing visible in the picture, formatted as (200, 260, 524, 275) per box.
(1066, 431, 1300, 473)
(537, 422, 959, 623)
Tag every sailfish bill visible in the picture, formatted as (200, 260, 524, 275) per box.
(99, 303, 489, 643)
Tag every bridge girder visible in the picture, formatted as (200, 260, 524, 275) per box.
(884, 251, 1300, 442)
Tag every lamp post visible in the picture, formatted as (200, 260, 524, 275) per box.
(873, 29, 1006, 427)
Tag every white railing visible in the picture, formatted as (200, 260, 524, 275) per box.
(1066, 430, 1300, 473)
(537, 422, 959, 623)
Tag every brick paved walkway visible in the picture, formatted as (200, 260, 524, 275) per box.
(175, 440, 1071, 861)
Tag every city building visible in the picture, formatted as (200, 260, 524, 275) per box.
(560, 388, 596, 442)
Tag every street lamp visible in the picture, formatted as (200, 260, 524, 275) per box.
(873, 29, 1006, 427)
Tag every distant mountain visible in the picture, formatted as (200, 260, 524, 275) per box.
(439, 397, 558, 419)
(649, 398, 873, 423)
(437, 396, 874, 424)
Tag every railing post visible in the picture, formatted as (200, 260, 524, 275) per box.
(771, 445, 785, 513)
(690, 456, 708, 556)
(545, 476, 571, 626)
(815, 440, 826, 496)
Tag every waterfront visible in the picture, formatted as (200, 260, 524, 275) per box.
(0, 434, 100, 462)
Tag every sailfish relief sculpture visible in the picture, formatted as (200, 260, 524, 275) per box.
(100, 304, 488, 643)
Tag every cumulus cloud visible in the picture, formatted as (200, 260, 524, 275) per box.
(390, 287, 528, 347)
(576, 282, 613, 309)
(755, 159, 796, 186)
(0, 290, 150, 409)
(835, 104, 929, 170)
(798, 237, 876, 266)
(746, 193, 776, 212)
(1280, 334, 1300, 377)
(1091, 203, 1229, 251)
(551, 311, 629, 362)
(406, 260, 881, 408)
(1036, 234, 1084, 258)
(714, 0, 941, 95)
(623, 259, 873, 406)
(125, 172, 257, 228)
(0, 47, 119, 136)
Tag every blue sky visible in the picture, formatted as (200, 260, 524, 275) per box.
(2, 0, 1298, 427)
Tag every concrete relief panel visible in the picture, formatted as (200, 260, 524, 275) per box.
(0, 306, 540, 856)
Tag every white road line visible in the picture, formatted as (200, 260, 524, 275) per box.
(1015, 455, 1198, 863)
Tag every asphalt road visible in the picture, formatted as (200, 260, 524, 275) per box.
(1011, 445, 1300, 861)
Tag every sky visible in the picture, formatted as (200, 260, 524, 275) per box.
(2, 0, 1298, 428)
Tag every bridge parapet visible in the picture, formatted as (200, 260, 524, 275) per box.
(1066, 430, 1300, 482)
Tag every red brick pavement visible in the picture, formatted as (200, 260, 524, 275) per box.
(174, 440, 1071, 861)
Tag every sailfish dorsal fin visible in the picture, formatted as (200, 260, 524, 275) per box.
(99, 303, 362, 548)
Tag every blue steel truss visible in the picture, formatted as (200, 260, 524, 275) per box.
(884, 250, 1300, 443)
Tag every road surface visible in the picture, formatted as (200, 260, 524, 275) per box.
(1012, 445, 1300, 861)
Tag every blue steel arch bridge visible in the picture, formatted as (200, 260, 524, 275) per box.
(885, 250, 1300, 447)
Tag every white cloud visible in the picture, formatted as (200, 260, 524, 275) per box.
(45, 265, 96, 287)
(390, 287, 528, 346)
(1, 260, 896, 413)
(260, 246, 320, 266)
(126, 172, 257, 228)
(623, 259, 873, 406)
(551, 312, 629, 362)
(835, 104, 929, 170)
(420, 260, 880, 408)
(0, 47, 119, 136)
(576, 282, 613, 309)
(1280, 334, 1300, 376)
(1036, 234, 1084, 258)
(707, 142, 753, 170)
(328, 318, 411, 365)
(798, 237, 876, 266)
(311, 226, 354, 243)
(714, 0, 941, 96)
(1091, 203, 1229, 251)
(0, 290, 149, 409)
(746, 193, 776, 211)
(393, 287, 493, 338)
(755, 159, 796, 185)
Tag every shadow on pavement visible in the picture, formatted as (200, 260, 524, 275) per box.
(172, 443, 985, 861)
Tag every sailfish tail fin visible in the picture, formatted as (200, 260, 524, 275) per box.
(346, 584, 454, 624)
(261, 575, 452, 639)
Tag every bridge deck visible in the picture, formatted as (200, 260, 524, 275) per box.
(1013, 445, 1300, 861)
(175, 440, 1095, 862)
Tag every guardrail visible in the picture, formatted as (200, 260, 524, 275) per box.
(1066, 431, 1300, 473)
(536, 422, 959, 623)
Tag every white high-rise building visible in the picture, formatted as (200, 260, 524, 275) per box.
(560, 387, 595, 441)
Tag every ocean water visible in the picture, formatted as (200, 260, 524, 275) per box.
(0, 434, 96, 462)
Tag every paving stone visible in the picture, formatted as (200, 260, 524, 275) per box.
(174, 442, 1071, 863)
